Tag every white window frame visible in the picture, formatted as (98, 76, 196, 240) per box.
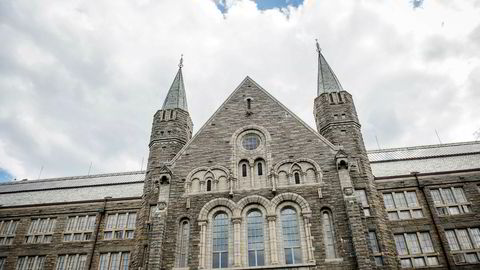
(383, 191, 424, 221)
(98, 252, 129, 270)
(16, 256, 46, 270)
(25, 218, 56, 244)
(394, 232, 439, 268)
(103, 212, 136, 240)
(368, 231, 384, 266)
(445, 227, 480, 265)
(430, 187, 471, 216)
(63, 215, 96, 242)
(0, 220, 19, 245)
(56, 254, 88, 270)
(355, 189, 371, 216)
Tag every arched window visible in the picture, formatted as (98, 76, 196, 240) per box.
(322, 211, 337, 259)
(257, 162, 263, 176)
(176, 220, 190, 267)
(247, 210, 265, 266)
(242, 164, 248, 177)
(294, 172, 300, 184)
(281, 207, 302, 264)
(206, 180, 212, 191)
(212, 212, 229, 268)
(247, 98, 252, 110)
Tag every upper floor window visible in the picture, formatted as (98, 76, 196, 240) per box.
(104, 212, 136, 240)
(322, 211, 337, 259)
(246, 98, 252, 110)
(64, 215, 96, 242)
(383, 191, 423, 220)
(294, 172, 300, 185)
(16, 256, 46, 270)
(56, 254, 87, 270)
(281, 207, 302, 264)
(207, 180, 212, 192)
(26, 218, 56, 244)
(394, 232, 438, 268)
(445, 228, 480, 264)
(176, 220, 190, 268)
(257, 162, 263, 176)
(0, 220, 19, 245)
(368, 231, 384, 266)
(98, 252, 129, 270)
(430, 187, 471, 216)
(212, 212, 229, 268)
(355, 189, 370, 216)
(247, 210, 265, 266)
(242, 164, 248, 177)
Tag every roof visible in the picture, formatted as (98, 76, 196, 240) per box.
(162, 65, 188, 111)
(0, 171, 145, 207)
(368, 141, 480, 177)
(317, 50, 343, 94)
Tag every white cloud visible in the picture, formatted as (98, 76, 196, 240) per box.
(0, 0, 479, 180)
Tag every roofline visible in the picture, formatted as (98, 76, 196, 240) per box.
(373, 167, 480, 181)
(169, 76, 339, 164)
(367, 140, 480, 154)
(0, 170, 145, 186)
(0, 196, 142, 210)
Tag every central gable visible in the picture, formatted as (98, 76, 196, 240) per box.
(172, 77, 338, 181)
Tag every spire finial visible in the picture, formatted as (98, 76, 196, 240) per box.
(315, 39, 321, 53)
(178, 54, 184, 69)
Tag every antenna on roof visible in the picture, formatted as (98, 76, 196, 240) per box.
(37, 165, 44, 180)
(88, 162, 93, 176)
(140, 156, 145, 171)
(375, 134, 382, 150)
(434, 129, 443, 144)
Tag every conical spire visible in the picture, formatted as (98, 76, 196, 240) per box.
(162, 55, 188, 111)
(316, 40, 343, 95)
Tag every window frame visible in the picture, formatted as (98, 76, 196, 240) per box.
(394, 232, 439, 268)
(25, 218, 56, 244)
(56, 254, 88, 270)
(355, 189, 371, 217)
(103, 212, 136, 240)
(0, 219, 19, 245)
(281, 207, 303, 265)
(430, 187, 471, 216)
(176, 219, 190, 268)
(246, 209, 265, 267)
(445, 227, 480, 265)
(63, 215, 96, 242)
(368, 231, 384, 266)
(212, 211, 230, 269)
(98, 252, 130, 270)
(16, 256, 46, 270)
(383, 191, 424, 221)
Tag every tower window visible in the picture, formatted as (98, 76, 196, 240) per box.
(257, 162, 263, 176)
(206, 180, 212, 192)
(170, 110, 174, 119)
(242, 164, 248, 177)
(337, 92, 343, 103)
(329, 93, 335, 104)
(247, 98, 252, 110)
(162, 111, 166, 120)
(294, 172, 300, 184)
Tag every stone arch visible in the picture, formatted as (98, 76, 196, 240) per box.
(210, 165, 230, 178)
(233, 195, 274, 217)
(230, 124, 272, 143)
(271, 193, 312, 215)
(198, 198, 238, 221)
(185, 166, 209, 183)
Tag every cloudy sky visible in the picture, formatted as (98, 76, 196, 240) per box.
(1, 0, 479, 181)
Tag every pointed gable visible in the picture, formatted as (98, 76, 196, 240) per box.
(317, 50, 343, 94)
(170, 76, 338, 168)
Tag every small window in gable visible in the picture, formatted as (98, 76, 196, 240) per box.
(206, 180, 212, 192)
(247, 98, 252, 110)
(294, 172, 300, 185)
(242, 164, 248, 177)
(257, 162, 263, 176)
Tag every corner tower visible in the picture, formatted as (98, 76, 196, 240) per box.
(148, 56, 193, 167)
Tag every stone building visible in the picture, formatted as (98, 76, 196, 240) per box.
(1, 45, 480, 270)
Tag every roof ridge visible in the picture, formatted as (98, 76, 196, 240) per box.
(367, 141, 480, 154)
(0, 170, 146, 186)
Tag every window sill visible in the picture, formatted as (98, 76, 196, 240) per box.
(324, 258, 343, 263)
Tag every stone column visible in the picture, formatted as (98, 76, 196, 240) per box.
(267, 215, 278, 264)
(303, 214, 315, 263)
(249, 162, 255, 188)
(232, 218, 242, 267)
(213, 179, 219, 191)
(198, 221, 207, 269)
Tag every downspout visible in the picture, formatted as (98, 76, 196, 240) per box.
(88, 196, 111, 270)
(411, 172, 451, 270)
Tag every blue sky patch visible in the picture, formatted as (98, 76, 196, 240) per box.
(214, 0, 304, 13)
(0, 168, 13, 182)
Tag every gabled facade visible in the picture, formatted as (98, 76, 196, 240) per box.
(1, 48, 480, 270)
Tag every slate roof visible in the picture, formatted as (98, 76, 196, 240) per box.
(368, 141, 480, 177)
(162, 65, 188, 111)
(317, 50, 343, 94)
(0, 171, 145, 207)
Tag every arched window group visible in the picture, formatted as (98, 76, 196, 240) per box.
(192, 195, 337, 269)
(238, 159, 266, 189)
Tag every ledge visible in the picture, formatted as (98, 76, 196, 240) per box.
(201, 262, 317, 270)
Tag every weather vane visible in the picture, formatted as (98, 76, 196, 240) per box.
(315, 38, 321, 53)
(179, 54, 184, 68)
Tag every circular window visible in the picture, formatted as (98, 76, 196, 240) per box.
(242, 134, 261, 150)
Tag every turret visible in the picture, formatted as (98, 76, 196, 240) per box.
(148, 56, 193, 169)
